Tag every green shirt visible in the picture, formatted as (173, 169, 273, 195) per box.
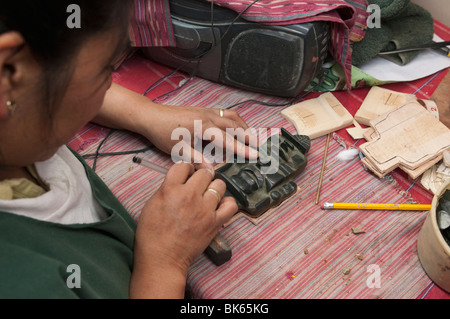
(0, 150, 137, 298)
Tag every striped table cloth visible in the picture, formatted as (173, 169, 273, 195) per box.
(69, 19, 450, 299)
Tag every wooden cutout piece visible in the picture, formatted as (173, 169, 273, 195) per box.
(359, 101, 450, 178)
(418, 99, 439, 120)
(363, 127, 443, 179)
(355, 86, 416, 126)
(361, 102, 450, 170)
(281, 92, 353, 139)
(363, 127, 437, 178)
(347, 119, 370, 140)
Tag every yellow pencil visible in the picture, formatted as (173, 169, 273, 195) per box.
(322, 202, 431, 211)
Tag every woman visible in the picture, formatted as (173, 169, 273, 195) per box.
(0, 0, 254, 298)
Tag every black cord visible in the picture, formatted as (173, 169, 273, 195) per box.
(223, 68, 329, 110)
(82, 148, 151, 160)
(82, 129, 151, 172)
(220, 0, 259, 41)
(86, 129, 115, 171)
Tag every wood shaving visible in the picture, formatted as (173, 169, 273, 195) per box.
(351, 227, 365, 235)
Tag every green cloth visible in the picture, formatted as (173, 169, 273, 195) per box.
(352, 0, 434, 66)
(308, 61, 391, 92)
(0, 178, 46, 200)
(0, 150, 137, 298)
(371, 0, 410, 19)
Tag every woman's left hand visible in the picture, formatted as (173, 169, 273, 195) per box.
(139, 104, 259, 170)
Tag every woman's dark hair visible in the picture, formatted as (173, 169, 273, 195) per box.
(0, 0, 131, 113)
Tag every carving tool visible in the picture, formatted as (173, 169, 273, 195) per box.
(133, 155, 169, 174)
(378, 41, 450, 57)
(315, 133, 330, 205)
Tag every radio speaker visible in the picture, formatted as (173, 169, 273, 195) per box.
(142, 0, 329, 97)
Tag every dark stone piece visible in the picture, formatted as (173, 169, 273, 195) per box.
(215, 128, 310, 218)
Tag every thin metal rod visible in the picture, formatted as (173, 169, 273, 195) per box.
(378, 41, 450, 55)
(315, 133, 331, 205)
(133, 155, 169, 175)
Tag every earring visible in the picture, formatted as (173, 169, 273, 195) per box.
(6, 100, 16, 116)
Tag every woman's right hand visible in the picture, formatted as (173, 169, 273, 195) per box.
(129, 162, 237, 298)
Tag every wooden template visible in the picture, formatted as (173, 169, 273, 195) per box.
(281, 92, 353, 139)
(355, 86, 416, 126)
(347, 119, 370, 140)
(359, 100, 450, 179)
(362, 127, 444, 179)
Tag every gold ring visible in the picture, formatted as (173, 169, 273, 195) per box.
(206, 188, 221, 203)
(219, 109, 224, 118)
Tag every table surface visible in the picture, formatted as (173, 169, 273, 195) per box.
(68, 21, 450, 300)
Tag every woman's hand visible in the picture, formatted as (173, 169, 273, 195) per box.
(139, 104, 259, 170)
(129, 162, 238, 298)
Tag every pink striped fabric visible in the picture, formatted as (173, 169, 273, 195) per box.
(68, 19, 450, 298)
(69, 58, 449, 299)
(129, 0, 175, 47)
(187, 137, 430, 298)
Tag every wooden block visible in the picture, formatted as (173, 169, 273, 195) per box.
(355, 86, 415, 126)
(361, 156, 385, 178)
(362, 127, 376, 141)
(362, 126, 444, 179)
(347, 120, 370, 140)
(359, 101, 450, 178)
(281, 92, 353, 139)
(400, 155, 443, 180)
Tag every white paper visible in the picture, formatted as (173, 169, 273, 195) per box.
(358, 35, 450, 82)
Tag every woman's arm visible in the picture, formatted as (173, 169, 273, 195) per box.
(93, 83, 258, 167)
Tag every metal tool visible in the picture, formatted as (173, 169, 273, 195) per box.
(315, 133, 330, 205)
(378, 41, 450, 57)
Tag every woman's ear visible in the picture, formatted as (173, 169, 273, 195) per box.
(0, 31, 24, 119)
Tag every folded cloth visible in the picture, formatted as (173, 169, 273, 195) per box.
(352, 0, 434, 66)
(129, 0, 176, 47)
